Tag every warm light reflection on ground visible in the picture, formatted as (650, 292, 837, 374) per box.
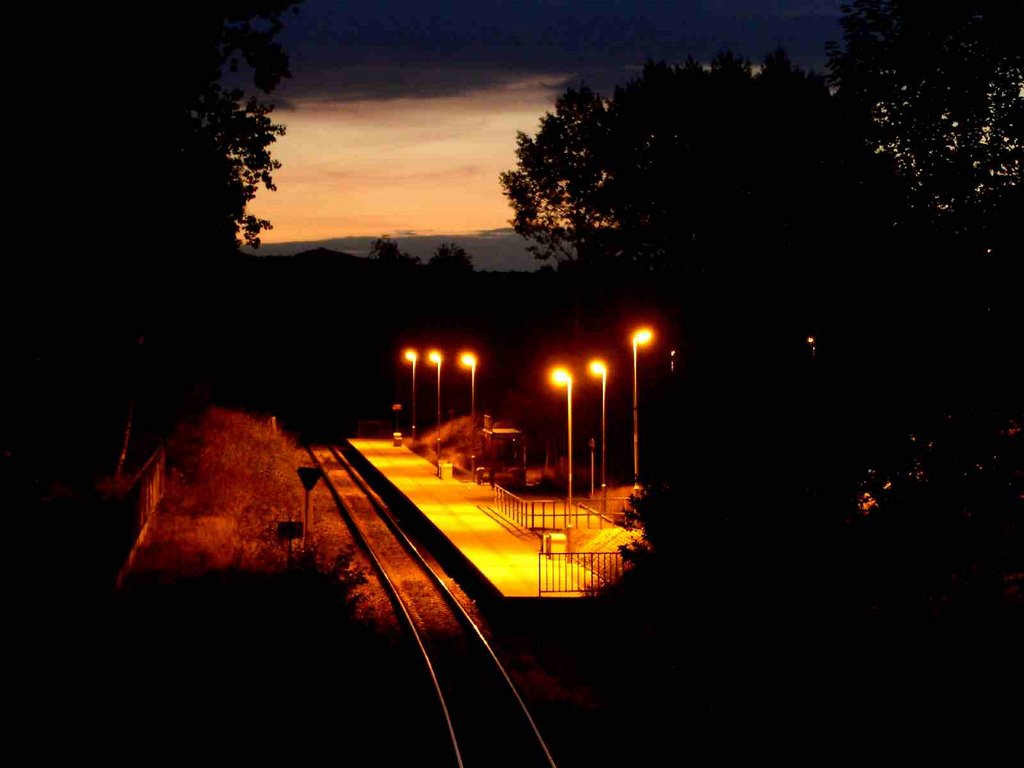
(350, 439, 587, 597)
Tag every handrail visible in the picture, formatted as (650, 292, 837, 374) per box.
(115, 445, 166, 589)
(492, 484, 565, 530)
(538, 551, 627, 595)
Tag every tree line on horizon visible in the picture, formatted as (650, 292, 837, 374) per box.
(367, 236, 475, 272)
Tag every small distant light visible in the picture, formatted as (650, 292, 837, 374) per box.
(428, 350, 442, 364)
(552, 368, 572, 386)
(588, 360, 607, 377)
(859, 491, 878, 513)
(460, 352, 477, 368)
(404, 349, 418, 362)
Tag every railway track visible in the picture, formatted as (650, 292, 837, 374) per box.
(308, 443, 558, 768)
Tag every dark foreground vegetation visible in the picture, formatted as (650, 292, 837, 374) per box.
(35, 409, 450, 762)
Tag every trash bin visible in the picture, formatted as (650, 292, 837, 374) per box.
(437, 461, 453, 480)
(543, 532, 566, 555)
(393, 432, 403, 447)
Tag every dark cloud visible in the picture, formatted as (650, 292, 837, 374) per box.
(276, 63, 571, 105)
(276, 0, 844, 102)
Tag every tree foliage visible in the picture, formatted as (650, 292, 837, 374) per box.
(428, 241, 474, 272)
(827, 1, 1023, 246)
(499, 52, 839, 277)
(848, 410, 1023, 617)
(610, 52, 838, 276)
(171, 2, 299, 253)
(368, 236, 420, 265)
(499, 86, 615, 265)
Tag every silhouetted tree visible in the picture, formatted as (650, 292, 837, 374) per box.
(827, 1, 1023, 250)
(607, 52, 838, 281)
(428, 241, 474, 272)
(500, 51, 840, 281)
(171, 2, 299, 254)
(499, 86, 615, 267)
(368, 236, 420, 265)
(821, 7, 1024, 624)
(17, 3, 303, 504)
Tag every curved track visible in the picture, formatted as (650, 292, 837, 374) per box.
(308, 443, 558, 768)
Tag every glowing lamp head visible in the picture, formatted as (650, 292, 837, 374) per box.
(460, 352, 477, 369)
(807, 336, 815, 345)
(588, 360, 607, 377)
(551, 368, 572, 387)
(632, 328, 653, 346)
(404, 349, 418, 363)
(428, 351, 442, 365)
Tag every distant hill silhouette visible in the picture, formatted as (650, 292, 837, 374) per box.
(243, 228, 537, 272)
(292, 247, 363, 263)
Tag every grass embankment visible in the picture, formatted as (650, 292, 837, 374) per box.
(124, 407, 351, 580)
(116, 405, 410, 629)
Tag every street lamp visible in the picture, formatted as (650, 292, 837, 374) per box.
(403, 349, 418, 441)
(429, 350, 442, 467)
(631, 328, 652, 493)
(588, 359, 607, 517)
(460, 352, 477, 479)
(551, 367, 573, 521)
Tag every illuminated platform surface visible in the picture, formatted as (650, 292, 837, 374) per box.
(348, 439, 582, 598)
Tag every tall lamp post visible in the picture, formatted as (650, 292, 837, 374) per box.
(631, 328, 652, 493)
(552, 368, 573, 523)
(589, 359, 607, 517)
(460, 352, 477, 479)
(404, 349, 418, 441)
(429, 350, 442, 467)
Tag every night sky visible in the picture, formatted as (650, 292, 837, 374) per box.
(248, 0, 846, 265)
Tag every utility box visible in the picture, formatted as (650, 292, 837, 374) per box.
(543, 532, 567, 555)
(393, 432, 403, 447)
(437, 461, 453, 480)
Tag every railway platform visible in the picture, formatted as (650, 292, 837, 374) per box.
(346, 439, 631, 598)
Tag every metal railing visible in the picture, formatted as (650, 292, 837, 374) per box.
(127, 445, 166, 544)
(538, 551, 627, 595)
(115, 445, 166, 589)
(575, 497, 634, 529)
(492, 484, 565, 530)
(492, 484, 635, 532)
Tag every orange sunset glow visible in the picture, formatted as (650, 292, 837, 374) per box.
(248, 77, 566, 242)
